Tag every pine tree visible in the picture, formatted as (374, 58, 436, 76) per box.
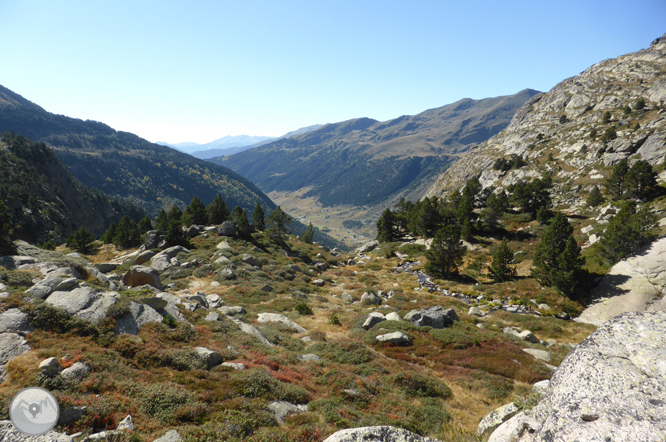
(531, 213, 584, 296)
(113, 216, 140, 249)
(230, 206, 244, 223)
(266, 206, 292, 242)
(482, 191, 507, 231)
(167, 204, 183, 223)
(183, 196, 207, 226)
(586, 186, 604, 207)
(598, 201, 657, 264)
(155, 209, 169, 231)
(488, 238, 516, 282)
(207, 194, 230, 224)
(164, 220, 189, 247)
(138, 216, 153, 234)
(425, 224, 466, 278)
(376, 208, 397, 242)
(236, 211, 251, 238)
(625, 160, 657, 198)
(101, 222, 117, 244)
(635, 97, 646, 110)
(253, 203, 265, 231)
(605, 159, 629, 199)
(460, 217, 472, 242)
(0, 199, 11, 242)
(68, 226, 95, 253)
(602, 111, 611, 123)
(300, 223, 315, 244)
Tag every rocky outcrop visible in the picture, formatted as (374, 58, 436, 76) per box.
(426, 33, 666, 212)
(256, 313, 307, 333)
(487, 311, 666, 442)
(323, 426, 442, 442)
(577, 236, 666, 326)
(217, 221, 237, 237)
(478, 402, 519, 438)
(113, 302, 163, 335)
(405, 306, 458, 328)
(376, 331, 411, 346)
(267, 401, 308, 424)
(0, 420, 72, 441)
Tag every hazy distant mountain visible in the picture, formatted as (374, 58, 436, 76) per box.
(214, 90, 539, 208)
(161, 124, 324, 159)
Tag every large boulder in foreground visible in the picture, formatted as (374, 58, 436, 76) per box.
(122, 266, 162, 290)
(323, 426, 442, 442)
(488, 311, 666, 442)
(405, 306, 458, 329)
(576, 236, 666, 326)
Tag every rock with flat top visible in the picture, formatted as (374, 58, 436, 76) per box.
(362, 312, 386, 329)
(195, 347, 222, 367)
(256, 313, 306, 332)
(122, 266, 162, 290)
(323, 426, 442, 442)
(0, 309, 33, 333)
(376, 331, 411, 345)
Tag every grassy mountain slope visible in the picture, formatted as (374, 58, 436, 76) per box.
(214, 90, 539, 208)
(427, 33, 666, 206)
(0, 85, 275, 216)
(0, 132, 143, 243)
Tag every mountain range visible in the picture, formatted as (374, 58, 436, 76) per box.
(214, 90, 539, 209)
(158, 124, 324, 159)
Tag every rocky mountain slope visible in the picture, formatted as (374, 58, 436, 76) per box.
(0, 132, 143, 243)
(0, 85, 275, 216)
(214, 90, 539, 209)
(426, 33, 666, 206)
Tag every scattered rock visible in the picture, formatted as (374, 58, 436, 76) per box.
(477, 402, 519, 438)
(353, 240, 380, 255)
(114, 302, 163, 335)
(312, 279, 325, 287)
(362, 312, 386, 330)
(217, 268, 235, 280)
(27, 275, 79, 299)
(60, 362, 91, 380)
(122, 266, 163, 290)
(216, 240, 232, 250)
(135, 250, 156, 265)
(299, 354, 321, 362)
(242, 254, 261, 267)
(39, 357, 63, 376)
(468, 306, 485, 317)
(376, 331, 411, 346)
(385, 312, 401, 321)
(218, 306, 246, 316)
(361, 292, 382, 305)
(518, 330, 539, 343)
(0, 309, 33, 333)
(406, 306, 458, 329)
(229, 317, 272, 346)
(0, 420, 72, 441)
(314, 262, 328, 272)
(257, 313, 307, 332)
(323, 426, 442, 442)
(522, 348, 551, 362)
(217, 221, 237, 236)
(144, 230, 167, 249)
(206, 294, 223, 308)
(195, 347, 223, 367)
(117, 415, 134, 431)
(222, 362, 246, 370)
(267, 401, 308, 424)
(341, 292, 355, 303)
(45, 287, 98, 314)
(0, 333, 30, 381)
(259, 284, 273, 293)
(186, 225, 203, 237)
(205, 311, 221, 322)
(139, 296, 168, 310)
(153, 430, 183, 442)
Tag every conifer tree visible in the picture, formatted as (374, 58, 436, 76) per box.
(266, 206, 292, 242)
(460, 217, 472, 242)
(167, 204, 183, 223)
(425, 224, 466, 278)
(183, 196, 207, 226)
(113, 216, 140, 249)
(155, 209, 169, 231)
(68, 226, 95, 253)
(376, 208, 397, 242)
(586, 186, 604, 207)
(488, 238, 516, 282)
(300, 223, 315, 244)
(253, 203, 265, 231)
(230, 206, 244, 223)
(605, 159, 629, 199)
(236, 210, 251, 238)
(101, 222, 117, 244)
(138, 216, 153, 234)
(164, 220, 189, 247)
(625, 160, 657, 198)
(598, 201, 657, 264)
(482, 191, 507, 231)
(207, 194, 230, 224)
(0, 200, 11, 242)
(531, 213, 585, 297)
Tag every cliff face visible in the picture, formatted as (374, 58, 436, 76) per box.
(426, 33, 666, 209)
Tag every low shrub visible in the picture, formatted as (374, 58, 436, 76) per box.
(132, 382, 206, 424)
(308, 342, 373, 365)
(388, 372, 451, 399)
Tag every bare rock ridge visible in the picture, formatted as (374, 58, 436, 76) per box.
(216, 89, 539, 208)
(427, 32, 666, 206)
(487, 311, 666, 442)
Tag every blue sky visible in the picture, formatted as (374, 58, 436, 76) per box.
(1, 1, 664, 144)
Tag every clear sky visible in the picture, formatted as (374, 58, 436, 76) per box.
(0, 1, 664, 144)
